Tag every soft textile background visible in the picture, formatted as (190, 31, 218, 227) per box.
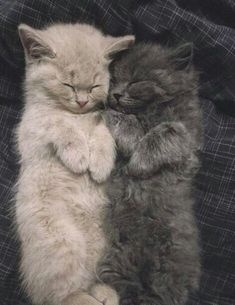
(0, 1, 234, 304)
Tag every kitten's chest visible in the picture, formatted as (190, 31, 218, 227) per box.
(70, 112, 100, 136)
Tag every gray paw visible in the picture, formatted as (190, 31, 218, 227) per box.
(105, 110, 144, 157)
(105, 109, 125, 127)
(126, 150, 153, 178)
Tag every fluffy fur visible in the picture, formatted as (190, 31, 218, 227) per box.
(99, 43, 202, 305)
(15, 22, 134, 305)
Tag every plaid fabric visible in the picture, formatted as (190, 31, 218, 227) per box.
(0, 1, 234, 304)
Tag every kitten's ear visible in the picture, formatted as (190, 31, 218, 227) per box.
(104, 35, 135, 60)
(18, 24, 56, 63)
(170, 43, 193, 70)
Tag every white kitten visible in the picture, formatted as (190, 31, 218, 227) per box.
(15, 23, 134, 305)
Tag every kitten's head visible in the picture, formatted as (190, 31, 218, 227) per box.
(18, 23, 134, 113)
(108, 43, 197, 114)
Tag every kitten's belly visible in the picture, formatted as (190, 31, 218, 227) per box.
(17, 158, 107, 288)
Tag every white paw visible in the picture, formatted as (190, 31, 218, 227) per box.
(89, 155, 114, 183)
(88, 123, 116, 183)
(127, 150, 143, 175)
(58, 143, 89, 174)
(90, 284, 119, 305)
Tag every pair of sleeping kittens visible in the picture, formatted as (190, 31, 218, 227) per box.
(16, 22, 202, 305)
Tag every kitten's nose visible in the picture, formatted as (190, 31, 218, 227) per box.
(113, 93, 122, 102)
(77, 101, 88, 108)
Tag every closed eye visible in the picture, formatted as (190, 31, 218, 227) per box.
(62, 83, 75, 91)
(89, 84, 101, 93)
(128, 81, 139, 86)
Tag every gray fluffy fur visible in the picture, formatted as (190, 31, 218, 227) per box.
(98, 43, 203, 305)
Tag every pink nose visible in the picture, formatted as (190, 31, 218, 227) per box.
(78, 101, 88, 108)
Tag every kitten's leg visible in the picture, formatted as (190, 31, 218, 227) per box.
(18, 206, 93, 305)
(127, 121, 193, 177)
(90, 284, 119, 305)
(44, 119, 89, 174)
(89, 122, 116, 183)
(104, 110, 144, 157)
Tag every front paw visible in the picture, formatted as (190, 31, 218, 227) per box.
(89, 159, 114, 183)
(105, 110, 144, 157)
(58, 143, 89, 174)
(104, 109, 125, 127)
(126, 150, 152, 178)
(89, 146, 115, 183)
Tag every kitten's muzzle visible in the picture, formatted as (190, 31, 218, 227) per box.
(76, 100, 88, 108)
(108, 95, 121, 111)
(113, 93, 122, 102)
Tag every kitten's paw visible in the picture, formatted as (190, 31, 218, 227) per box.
(89, 126, 116, 183)
(58, 142, 89, 174)
(127, 150, 152, 178)
(155, 121, 192, 162)
(104, 109, 125, 127)
(105, 111, 144, 157)
(91, 284, 119, 305)
(89, 151, 115, 183)
(156, 121, 187, 137)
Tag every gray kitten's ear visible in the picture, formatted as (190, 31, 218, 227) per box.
(170, 43, 193, 70)
(18, 24, 56, 62)
(104, 35, 135, 60)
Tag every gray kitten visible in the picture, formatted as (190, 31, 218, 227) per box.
(99, 43, 202, 305)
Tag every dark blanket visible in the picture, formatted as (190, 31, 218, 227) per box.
(0, 1, 234, 305)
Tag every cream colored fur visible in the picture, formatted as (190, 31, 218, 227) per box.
(15, 22, 134, 305)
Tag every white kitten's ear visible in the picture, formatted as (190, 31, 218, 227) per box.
(18, 24, 56, 62)
(104, 35, 135, 60)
